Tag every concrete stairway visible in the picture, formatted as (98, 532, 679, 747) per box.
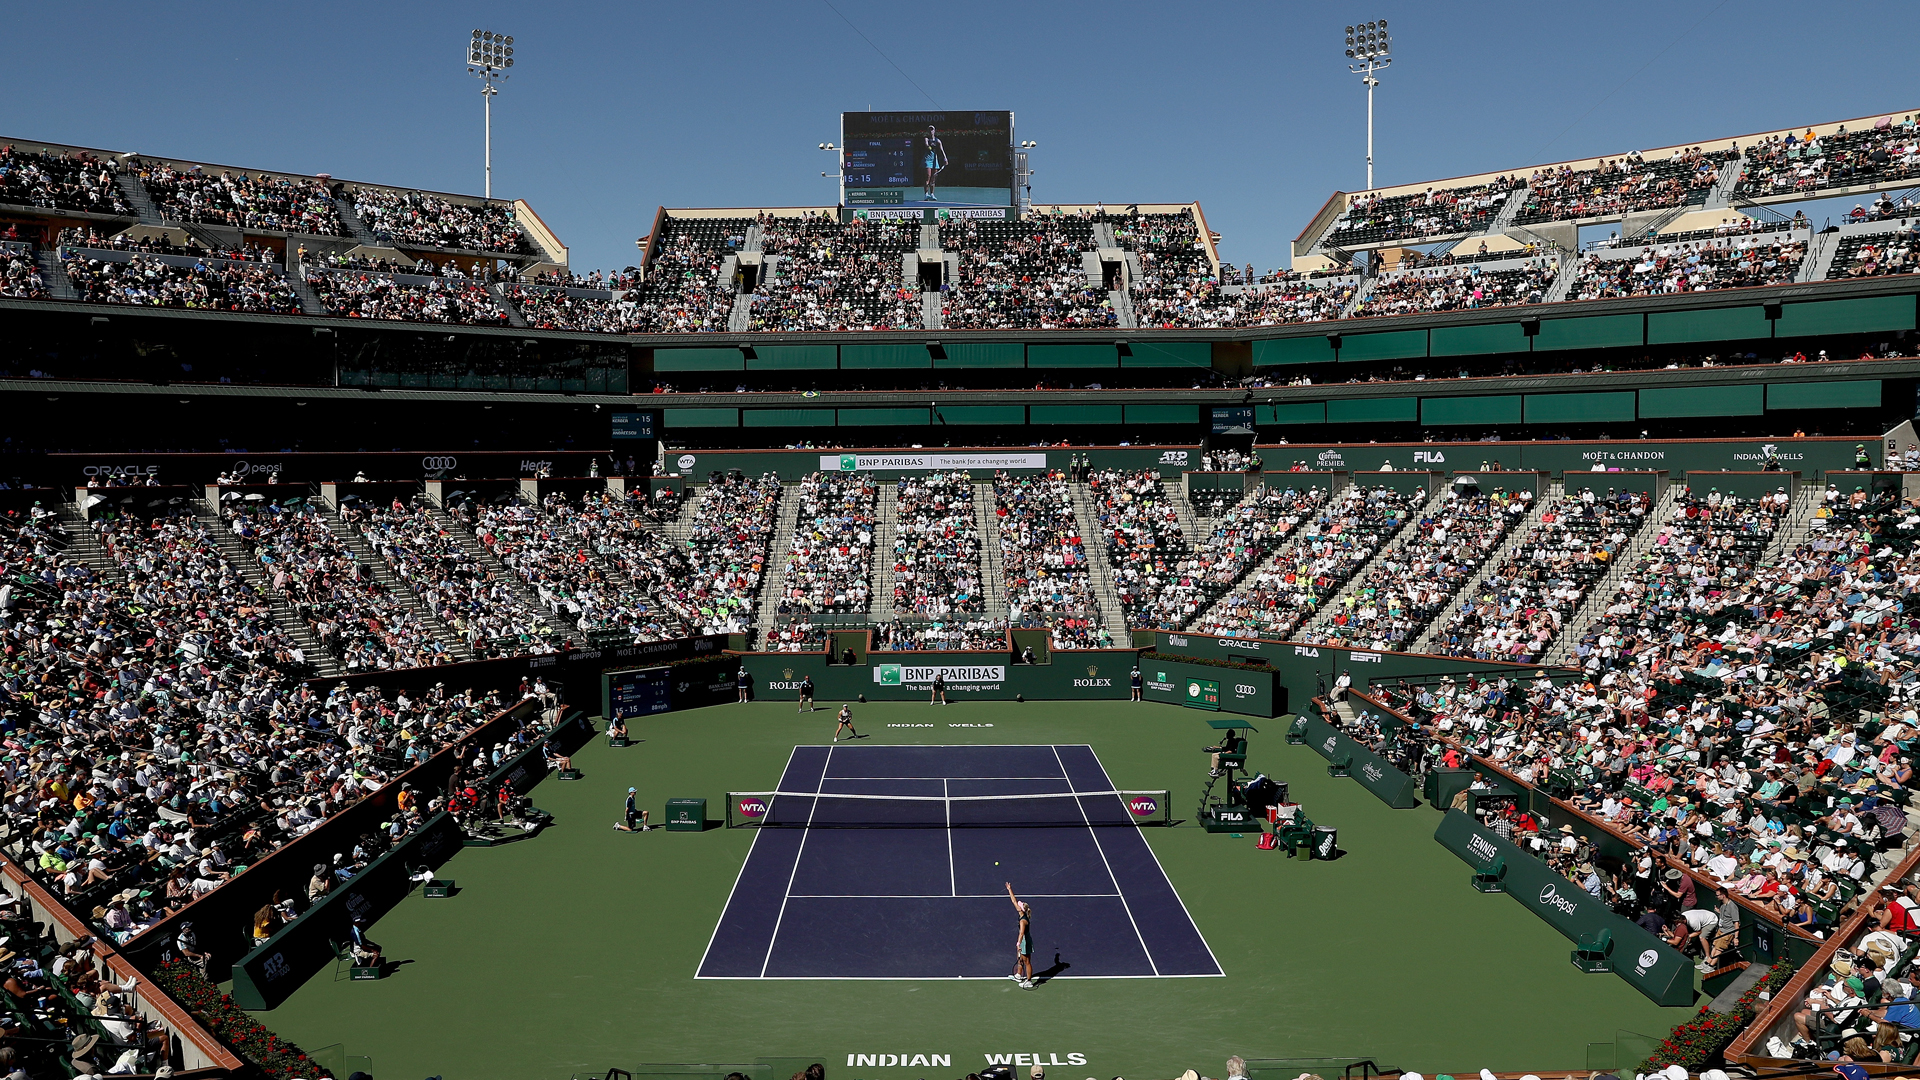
(1543, 254, 1583, 304)
(1338, 275, 1379, 317)
(34, 250, 76, 300)
(334, 196, 380, 246)
(326, 506, 478, 663)
(55, 505, 120, 581)
(731, 293, 756, 332)
(922, 291, 941, 330)
(1090, 223, 1117, 248)
(424, 502, 576, 647)
(1758, 482, 1825, 563)
(287, 268, 327, 316)
(1485, 189, 1526, 234)
(749, 483, 803, 649)
(972, 481, 1010, 617)
(1702, 157, 1744, 211)
(920, 223, 941, 249)
(1081, 251, 1103, 287)
(1409, 482, 1561, 654)
(113, 176, 163, 225)
(489, 283, 529, 328)
(1065, 483, 1133, 648)
(867, 483, 900, 619)
(1796, 229, 1841, 283)
(1110, 288, 1137, 328)
(192, 502, 344, 677)
(1541, 483, 1684, 665)
(743, 223, 764, 253)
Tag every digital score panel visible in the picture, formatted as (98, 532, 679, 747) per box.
(841, 111, 1014, 208)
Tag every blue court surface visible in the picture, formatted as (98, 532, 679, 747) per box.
(696, 744, 1222, 980)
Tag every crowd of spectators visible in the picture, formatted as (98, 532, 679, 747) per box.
(1430, 488, 1653, 663)
(891, 470, 984, 618)
(630, 219, 744, 333)
(0, 507, 549, 993)
(1224, 277, 1358, 326)
(348, 188, 525, 253)
(1087, 470, 1187, 626)
(529, 267, 639, 290)
(1569, 235, 1808, 300)
(306, 269, 508, 324)
(1297, 487, 1530, 652)
(1351, 259, 1557, 317)
(1327, 178, 1521, 247)
(1830, 226, 1918, 279)
(677, 473, 783, 637)
(774, 472, 877, 615)
(1736, 118, 1920, 200)
(1512, 148, 1734, 225)
(138, 163, 345, 236)
(226, 501, 459, 671)
(992, 470, 1103, 647)
(462, 495, 685, 642)
(1372, 476, 1920, 940)
(1127, 482, 1325, 632)
(0, 147, 128, 214)
(751, 217, 920, 331)
(940, 217, 1113, 330)
(876, 617, 1008, 651)
(350, 497, 558, 657)
(1118, 211, 1232, 329)
(59, 226, 276, 263)
(0, 246, 46, 299)
(65, 252, 300, 314)
(1193, 484, 1427, 641)
(505, 284, 642, 333)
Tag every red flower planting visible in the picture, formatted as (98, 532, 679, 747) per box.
(152, 961, 336, 1078)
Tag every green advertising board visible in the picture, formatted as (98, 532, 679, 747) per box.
(1254, 437, 1867, 475)
(1432, 810, 1695, 1006)
(1139, 657, 1279, 717)
(665, 446, 1200, 481)
(1296, 711, 1419, 808)
(737, 651, 1137, 703)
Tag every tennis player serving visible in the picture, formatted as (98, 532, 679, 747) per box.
(1005, 882, 1034, 989)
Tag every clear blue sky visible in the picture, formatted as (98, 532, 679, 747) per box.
(4, 1, 1916, 275)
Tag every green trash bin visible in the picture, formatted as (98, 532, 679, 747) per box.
(665, 798, 708, 831)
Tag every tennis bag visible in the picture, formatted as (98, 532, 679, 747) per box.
(1257, 832, 1279, 851)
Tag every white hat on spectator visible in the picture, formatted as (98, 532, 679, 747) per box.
(1663, 1067, 1688, 1080)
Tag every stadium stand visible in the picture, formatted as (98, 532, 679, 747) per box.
(1350, 257, 1556, 316)
(773, 471, 877, 615)
(1568, 232, 1808, 300)
(1828, 223, 1919, 278)
(632, 215, 750, 332)
(344, 186, 526, 253)
(890, 470, 985, 618)
(940, 215, 1113, 330)
(136, 162, 346, 237)
(0, 145, 129, 214)
(1324, 177, 1521, 248)
(1512, 149, 1734, 225)
(63, 250, 300, 313)
(306, 266, 510, 324)
(754, 215, 920, 331)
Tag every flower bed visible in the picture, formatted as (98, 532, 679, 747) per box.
(151, 960, 334, 1079)
(1642, 960, 1795, 1073)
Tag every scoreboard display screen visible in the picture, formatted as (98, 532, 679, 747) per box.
(607, 666, 672, 720)
(841, 111, 1014, 207)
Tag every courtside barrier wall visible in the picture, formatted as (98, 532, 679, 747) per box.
(125, 697, 541, 976)
(1138, 656, 1282, 717)
(665, 445, 1204, 481)
(732, 650, 1139, 703)
(1136, 629, 1550, 708)
(228, 813, 466, 1010)
(1433, 809, 1696, 1007)
(303, 633, 731, 698)
(1259, 436, 1863, 475)
(1295, 709, 1418, 807)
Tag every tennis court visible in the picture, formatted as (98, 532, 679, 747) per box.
(697, 744, 1221, 979)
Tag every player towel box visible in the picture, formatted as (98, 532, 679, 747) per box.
(665, 798, 707, 831)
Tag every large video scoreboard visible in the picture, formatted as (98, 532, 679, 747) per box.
(841, 111, 1014, 207)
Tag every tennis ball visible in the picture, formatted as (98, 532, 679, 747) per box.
(994, 861, 999, 865)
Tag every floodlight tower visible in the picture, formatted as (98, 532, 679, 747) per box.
(1016, 140, 1037, 214)
(467, 30, 516, 199)
(1344, 20, 1391, 191)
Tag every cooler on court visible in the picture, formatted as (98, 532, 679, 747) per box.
(665, 798, 707, 831)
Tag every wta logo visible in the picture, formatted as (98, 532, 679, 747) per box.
(736, 796, 769, 819)
(1127, 795, 1160, 817)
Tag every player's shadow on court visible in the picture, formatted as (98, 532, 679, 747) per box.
(1033, 954, 1070, 986)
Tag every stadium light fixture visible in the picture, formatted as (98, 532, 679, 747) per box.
(1343, 19, 1391, 191)
(467, 29, 516, 199)
(1015, 141, 1038, 214)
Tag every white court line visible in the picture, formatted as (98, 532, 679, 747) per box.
(696, 973, 1223, 981)
(822, 776, 1072, 781)
(785, 892, 1121, 899)
(1074, 749, 1227, 978)
(693, 745, 799, 979)
(1051, 745, 1159, 977)
(758, 743, 833, 977)
(945, 778, 955, 896)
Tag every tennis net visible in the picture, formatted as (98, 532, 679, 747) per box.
(723, 789, 1173, 829)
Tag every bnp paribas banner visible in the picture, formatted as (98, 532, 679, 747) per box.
(825, 452, 1048, 472)
(1263, 437, 1866, 475)
(1433, 810, 1694, 1007)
